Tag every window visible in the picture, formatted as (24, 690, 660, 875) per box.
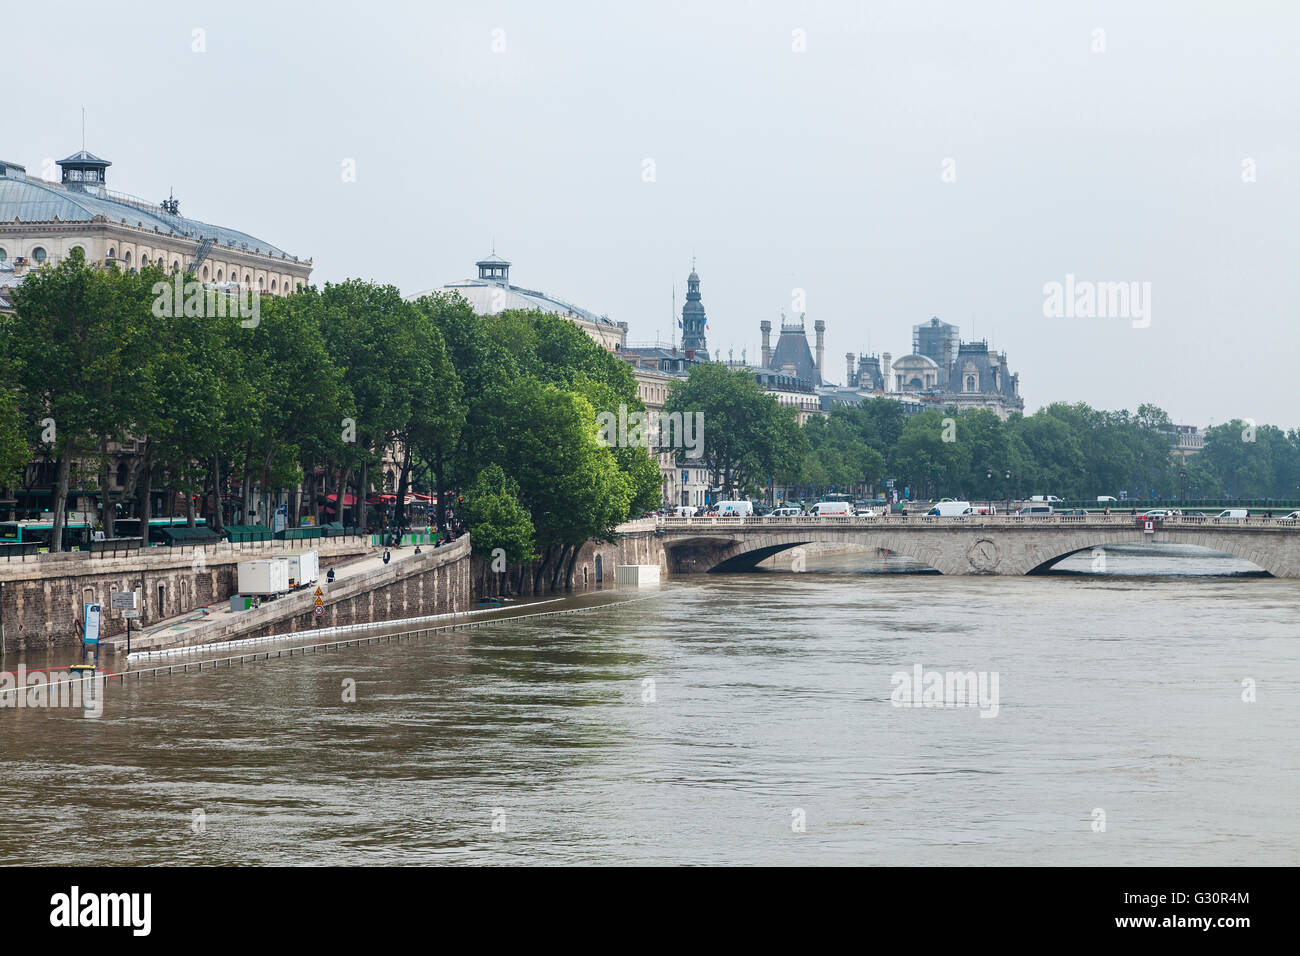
(0, 248, 6, 263)
(270, 279, 277, 292)
(172, 260, 180, 272)
(157, 584, 166, 615)
(216, 268, 223, 281)
(965, 375, 976, 392)
(244, 274, 250, 284)
(32, 247, 47, 263)
(107, 247, 115, 259)
(203, 266, 209, 280)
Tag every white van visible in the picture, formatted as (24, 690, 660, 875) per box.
(769, 506, 802, 517)
(1096, 495, 1117, 503)
(1017, 504, 1054, 516)
(927, 501, 974, 517)
(716, 500, 753, 517)
(1216, 509, 1248, 519)
(808, 501, 852, 517)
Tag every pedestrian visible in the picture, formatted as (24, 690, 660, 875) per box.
(383, 550, 390, 565)
(326, 567, 335, 584)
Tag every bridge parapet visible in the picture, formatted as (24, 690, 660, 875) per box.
(657, 515, 1300, 531)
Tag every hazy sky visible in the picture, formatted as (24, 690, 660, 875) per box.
(8, 1, 1298, 427)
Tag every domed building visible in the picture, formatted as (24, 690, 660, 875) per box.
(0, 148, 311, 292)
(409, 252, 627, 352)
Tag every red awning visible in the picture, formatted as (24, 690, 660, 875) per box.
(324, 493, 358, 507)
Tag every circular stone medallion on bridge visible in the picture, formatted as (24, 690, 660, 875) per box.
(967, 538, 1001, 572)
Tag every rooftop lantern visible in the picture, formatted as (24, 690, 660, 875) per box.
(56, 149, 111, 187)
(476, 252, 511, 282)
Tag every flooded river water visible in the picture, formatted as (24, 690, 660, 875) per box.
(1, 544, 1296, 865)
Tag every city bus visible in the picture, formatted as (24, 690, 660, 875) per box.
(113, 516, 209, 544)
(0, 519, 95, 550)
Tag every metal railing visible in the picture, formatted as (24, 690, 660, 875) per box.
(656, 514, 1300, 530)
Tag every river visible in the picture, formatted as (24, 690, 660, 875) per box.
(1, 544, 1296, 865)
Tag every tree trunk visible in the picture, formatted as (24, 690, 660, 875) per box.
(532, 546, 554, 593)
(50, 436, 74, 552)
(550, 543, 571, 591)
(98, 439, 116, 539)
(434, 450, 448, 534)
(210, 453, 224, 534)
(139, 452, 154, 540)
(395, 443, 413, 534)
(358, 458, 369, 536)
(564, 547, 580, 591)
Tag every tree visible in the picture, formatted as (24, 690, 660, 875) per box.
(2, 251, 157, 548)
(664, 363, 804, 498)
(894, 409, 971, 500)
(0, 387, 28, 492)
(463, 463, 536, 564)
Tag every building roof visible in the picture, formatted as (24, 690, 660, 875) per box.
(409, 255, 620, 328)
(0, 172, 304, 262)
(58, 149, 111, 167)
(768, 316, 821, 385)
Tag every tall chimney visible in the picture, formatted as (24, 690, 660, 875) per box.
(846, 352, 855, 387)
(814, 320, 825, 383)
(882, 352, 892, 391)
(760, 320, 772, 368)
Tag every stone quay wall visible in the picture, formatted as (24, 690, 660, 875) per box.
(0, 538, 369, 655)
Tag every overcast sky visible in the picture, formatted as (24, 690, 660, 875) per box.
(8, 1, 1298, 428)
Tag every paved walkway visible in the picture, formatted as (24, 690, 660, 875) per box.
(100, 541, 447, 654)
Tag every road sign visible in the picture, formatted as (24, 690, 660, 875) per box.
(122, 609, 141, 619)
(314, 605, 323, 617)
(111, 591, 139, 611)
(314, 596, 324, 608)
(314, 587, 324, 597)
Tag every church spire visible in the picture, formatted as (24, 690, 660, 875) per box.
(680, 261, 708, 357)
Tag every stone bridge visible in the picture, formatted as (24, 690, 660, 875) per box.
(657, 514, 1300, 577)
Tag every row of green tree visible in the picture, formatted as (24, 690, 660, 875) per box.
(662, 365, 1300, 502)
(0, 252, 660, 582)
